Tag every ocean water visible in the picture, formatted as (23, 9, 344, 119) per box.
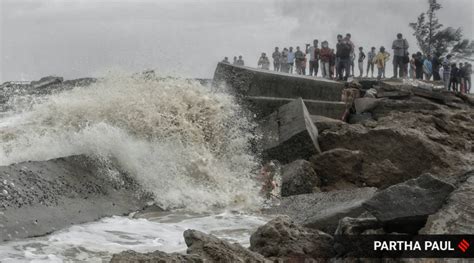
(0, 74, 268, 261)
(0, 211, 271, 262)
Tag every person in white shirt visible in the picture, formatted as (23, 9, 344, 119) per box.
(287, 47, 295, 74)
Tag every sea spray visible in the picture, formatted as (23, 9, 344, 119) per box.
(0, 74, 262, 211)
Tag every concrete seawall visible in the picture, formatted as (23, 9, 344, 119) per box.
(0, 155, 151, 242)
(213, 62, 345, 119)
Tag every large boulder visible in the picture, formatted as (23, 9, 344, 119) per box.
(281, 160, 320, 197)
(421, 172, 474, 234)
(309, 148, 364, 191)
(266, 187, 377, 234)
(110, 250, 203, 263)
(259, 98, 321, 164)
(249, 216, 334, 260)
(184, 229, 268, 262)
(363, 174, 455, 234)
(319, 123, 463, 188)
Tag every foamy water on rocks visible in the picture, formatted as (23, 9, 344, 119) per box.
(0, 73, 270, 261)
(0, 73, 262, 211)
(0, 211, 271, 262)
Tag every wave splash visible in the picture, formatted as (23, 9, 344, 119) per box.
(0, 74, 261, 211)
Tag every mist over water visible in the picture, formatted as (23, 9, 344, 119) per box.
(0, 73, 262, 211)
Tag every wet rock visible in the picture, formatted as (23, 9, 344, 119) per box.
(309, 148, 364, 191)
(354, 98, 380, 113)
(259, 98, 321, 164)
(421, 172, 474, 234)
(319, 124, 460, 188)
(110, 250, 203, 263)
(249, 216, 334, 260)
(267, 187, 377, 234)
(335, 214, 382, 235)
(370, 98, 440, 119)
(310, 115, 346, 132)
(184, 229, 268, 262)
(30, 76, 63, 89)
(363, 174, 455, 234)
(0, 155, 150, 242)
(281, 160, 320, 197)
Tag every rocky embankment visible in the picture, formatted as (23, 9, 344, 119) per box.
(111, 63, 474, 262)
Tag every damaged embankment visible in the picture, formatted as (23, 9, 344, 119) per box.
(112, 63, 474, 261)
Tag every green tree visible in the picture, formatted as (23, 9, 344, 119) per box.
(409, 0, 473, 61)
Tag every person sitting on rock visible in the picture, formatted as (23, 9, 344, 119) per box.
(232, 56, 238, 65)
(257, 53, 270, 70)
(236, 55, 245, 66)
(222, 57, 230, 64)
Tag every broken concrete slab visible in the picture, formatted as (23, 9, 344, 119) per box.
(213, 62, 344, 102)
(259, 98, 321, 164)
(420, 172, 474, 234)
(362, 174, 455, 234)
(246, 96, 346, 119)
(266, 187, 377, 234)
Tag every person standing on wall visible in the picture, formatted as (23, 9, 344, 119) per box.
(374, 46, 390, 80)
(357, 47, 366, 77)
(306, 40, 320, 76)
(414, 52, 424, 79)
(258, 53, 270, 70)
(442, 55, 452, 91)
(280, 48, 289, 73)
(320, 41, 332, 79)
(272, 47, 281, 72)
(366, 47, 376, 78)
(287, 47, 295, 74)
(392, 33, 409, 78)
(294, 46, 306, 75)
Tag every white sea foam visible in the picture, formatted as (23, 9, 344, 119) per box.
(0, 74, 262, 211)
(0, 212, 270, 263)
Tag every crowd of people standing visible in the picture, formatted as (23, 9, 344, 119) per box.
(221, 32, 472, 93)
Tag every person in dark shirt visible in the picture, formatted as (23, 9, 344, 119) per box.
(450, 63, 459, 92)
(458, 63, 465, 93)
(336, 34, 352, 80)
(414, 52, 424, 79)
(432, 53, 441, 80)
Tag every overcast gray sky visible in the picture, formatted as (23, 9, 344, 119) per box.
(0, 0, 473, 82)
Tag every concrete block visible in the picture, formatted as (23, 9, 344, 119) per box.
(259, 98, 321, 164)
